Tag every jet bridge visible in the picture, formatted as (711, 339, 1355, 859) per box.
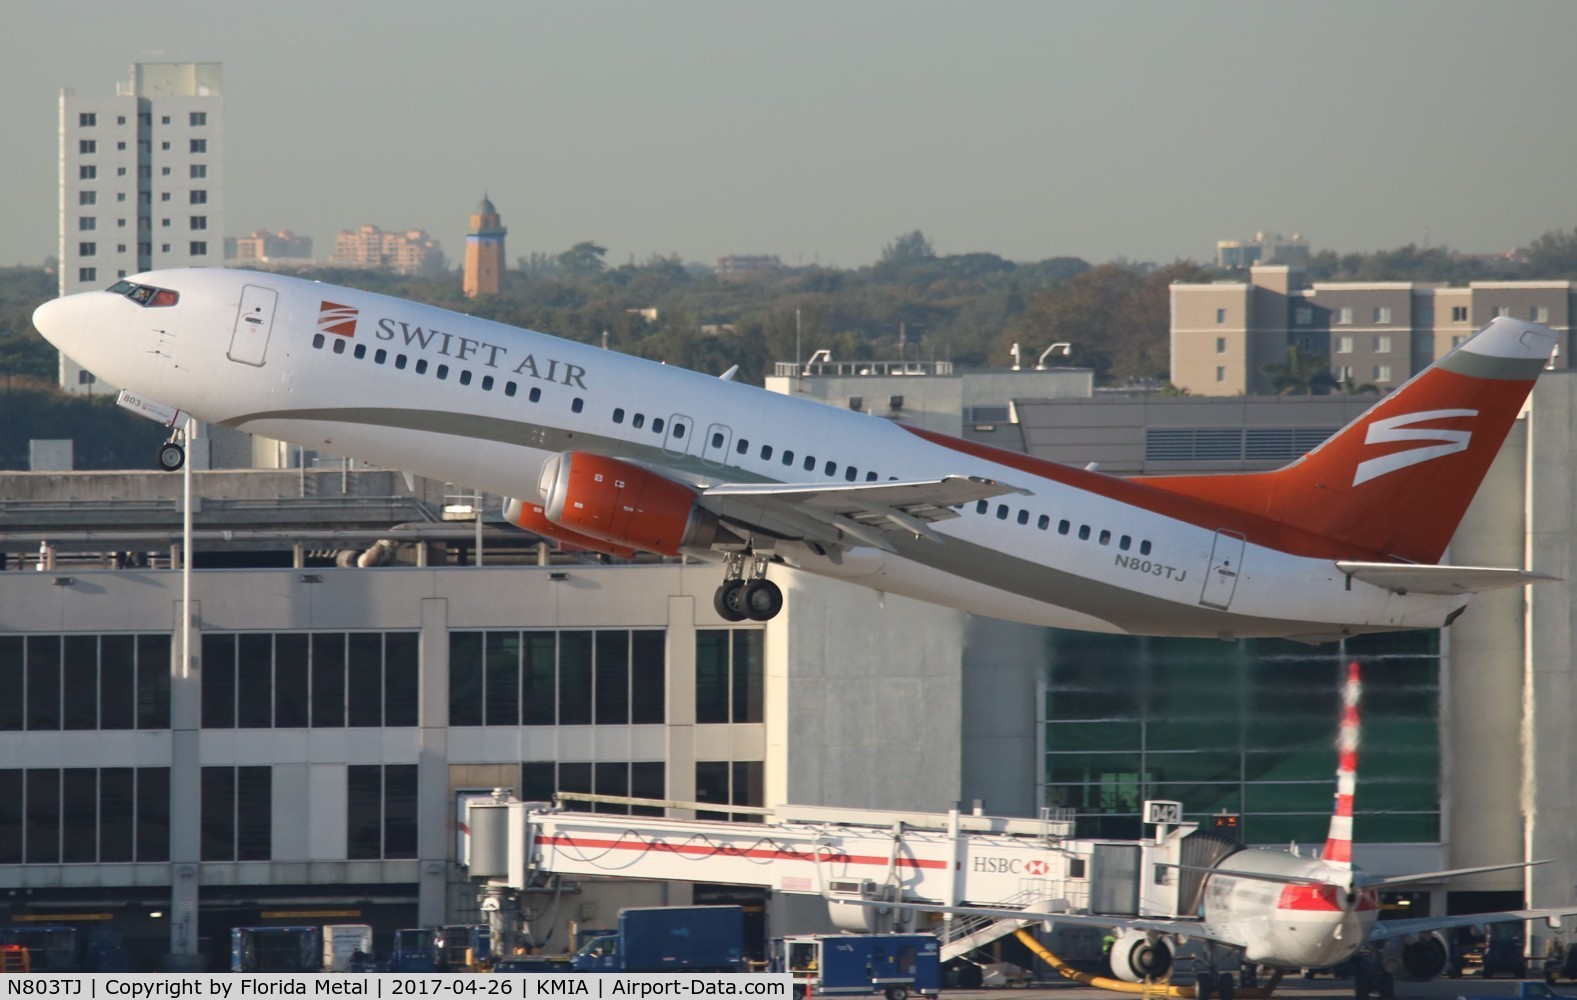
(466, 792, 1217, 961)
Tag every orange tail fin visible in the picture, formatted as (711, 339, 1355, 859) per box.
(1142, 317, 1557, 563)
(1323, 661, 1362, 867)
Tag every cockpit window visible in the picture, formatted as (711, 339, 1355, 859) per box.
(108, 281, 179, 307)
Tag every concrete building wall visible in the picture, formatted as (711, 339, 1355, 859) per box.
(1170, 281, 1252, 394)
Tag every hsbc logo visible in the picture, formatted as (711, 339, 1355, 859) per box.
(318, 301, 358, 338)
(971, 856, 1052, 874)
(1352, 409, 1476, 487)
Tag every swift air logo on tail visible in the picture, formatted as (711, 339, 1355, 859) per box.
(1351, 409, 1476, 487)
(317, 301, 358, 338)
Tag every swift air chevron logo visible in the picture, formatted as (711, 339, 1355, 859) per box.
(1351, 409, 1477, 487)
(318, 301, 358, 338)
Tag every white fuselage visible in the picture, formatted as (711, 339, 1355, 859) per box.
(1200, 851, 1378, 968)
(37, 270, 1473, 639)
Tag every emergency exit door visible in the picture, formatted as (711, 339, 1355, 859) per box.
(227, 285, 278, 366)
(1200, 530, 1246, 610)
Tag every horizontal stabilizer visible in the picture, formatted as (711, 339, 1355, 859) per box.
(1361, 859, 1547, 888)
(1368, 903, 1577, 943)
(1336, 561, 1557, 596)
(1156, 861, 1331, 887)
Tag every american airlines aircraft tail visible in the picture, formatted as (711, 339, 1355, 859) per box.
(29, 269, 1561, 640)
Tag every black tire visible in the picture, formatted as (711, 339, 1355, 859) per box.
(714, 580, 747, 622)
(1196, 971, 1215, 1000)
(158, 442, 185, 472)
(954, 962, 983, 990)
(1377, 972, 1394, 1000)
(1217, 972, 1235, 1000)
(885, 988, 909, 1000)
(742, 578, 784, 621)
(1355, 970, 1373, 1000)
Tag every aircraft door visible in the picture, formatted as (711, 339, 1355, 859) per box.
(701, 423, 732, 466)
(664, 414, 693, 458)
(1199, 530, 1246, 610)
(227, 285, 278, 367)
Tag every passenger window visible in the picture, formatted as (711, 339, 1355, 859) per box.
(712, 432, 725, 449)
(436, 364, 448, 379)
(783, 451, 795, 465)
(374, 349, 387, 364)
(414, 358, 428, 374)
(614, 408, 625, 423)
(529, 387, 542, 402)
(653, 417, 665, 433)
(824, 460, 836, 476)
(760, 445, 773, 461)
(1038, 515, 1049, 530)
(332, 339, 346, 355)
(633, 413, 645, 429)
(1058, 520, 1070, 535)
(459, 370, 472, 386)
(572, 398, 584, 413)
(996, 505, 1008, 520)
(1140, 540, 1152, 556)
(504, 382, 517, 397)
(804, 456, 815, 471)
(1078, 525, 1091, 541)
(312, 333, 325, 349)
(844, 467, 858, 482)
(1017, 510, 1029, 526)
(1119, 535, 1131, 551)
(1099, 530, 1111, 545)
(353, 344, 366, 360)
(481, 375, 494, 391)
(976, 500, 988, 515)
(736, 439, 749, 454)
(673, 422, 685, 439)
(395, 354, 408, 370)
(865, 472, 877, 481)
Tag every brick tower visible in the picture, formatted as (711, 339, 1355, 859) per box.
(463, 195, 507, 297)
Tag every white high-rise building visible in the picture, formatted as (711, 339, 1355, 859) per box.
(57, 63, 224, 393)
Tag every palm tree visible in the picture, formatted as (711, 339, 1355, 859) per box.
(1263, 345, 1340, 395)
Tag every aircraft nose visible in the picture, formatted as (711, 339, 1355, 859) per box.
(32, 295, 84, 359)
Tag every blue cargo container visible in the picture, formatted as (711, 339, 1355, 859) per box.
(571, 905, 746, 973)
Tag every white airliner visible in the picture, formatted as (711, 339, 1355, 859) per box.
(31, 269, 1558, 640)
(837, 664, 1573, 1000)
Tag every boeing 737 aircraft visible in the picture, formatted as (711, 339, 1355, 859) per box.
(32, 269, 1559, 640)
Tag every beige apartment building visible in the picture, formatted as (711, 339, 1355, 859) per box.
(1171, 265, 1574, 395)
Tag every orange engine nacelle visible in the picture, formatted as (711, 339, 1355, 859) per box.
(503, 497, 639, 559)
(534, 451, 724, 556)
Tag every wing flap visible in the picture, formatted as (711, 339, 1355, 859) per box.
(1336, 561, 1557, 595)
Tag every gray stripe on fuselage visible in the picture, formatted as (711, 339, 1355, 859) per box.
(1438, 351, 1549, 380)
(224, 405, 1417, 640)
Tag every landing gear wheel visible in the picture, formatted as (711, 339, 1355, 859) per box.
(1216, 972, 1235, 1000)
(741, 578, 783, 621)
(157, 441, 185, 472)
(1197, 972, 1216, 1000)
(714, 580, 747, 622)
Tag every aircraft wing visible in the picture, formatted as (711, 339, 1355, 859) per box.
(1336, 561, 1557, 595)
(826, 897, 1212, 942)
(1366, 906, 1577, 943)
(702, 475, 1029, 552)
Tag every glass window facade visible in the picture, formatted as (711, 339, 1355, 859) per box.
(1043, 631, 1440, 844)
(450, 630, 665, 727)
(201, 632, 418, 728)
(0, 767, 169, 864)
(521, 760, 665, 816)
(0, 634, 170, 731)
(695, 630, 764, 724)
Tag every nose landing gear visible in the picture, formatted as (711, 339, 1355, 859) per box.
(157, 431, 186, 472)
(714, 551, 782, 622)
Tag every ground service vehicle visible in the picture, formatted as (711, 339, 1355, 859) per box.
(389, 928, 439, 972)
(0, 945, 29, 973)
(773, 934, 941, 1000)
(572, 906, 746, 973)
(436, 924, 494, 972)
(1547, 943, 1577, 984)
(230, 926, 323, 973)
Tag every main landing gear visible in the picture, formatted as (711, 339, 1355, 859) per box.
(714, 551, 783, 622)
(156, 430, 186, 472)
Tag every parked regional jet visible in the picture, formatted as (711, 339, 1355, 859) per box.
(32, 270, 1559, 640)
(835, 664, 1574, 1000)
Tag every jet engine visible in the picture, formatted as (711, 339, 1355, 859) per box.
(1107, 928, 1172, 982)
(534, 451, 727, 556)
(1386, 931, 1450, 980)
(502, 498, 638, 559)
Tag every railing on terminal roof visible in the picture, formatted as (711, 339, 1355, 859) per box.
(773, 359, 955, 378)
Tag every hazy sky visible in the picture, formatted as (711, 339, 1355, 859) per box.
(8, 1, 1577, 270)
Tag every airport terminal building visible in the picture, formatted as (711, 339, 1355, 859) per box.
(2, 360, 1574, 970)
